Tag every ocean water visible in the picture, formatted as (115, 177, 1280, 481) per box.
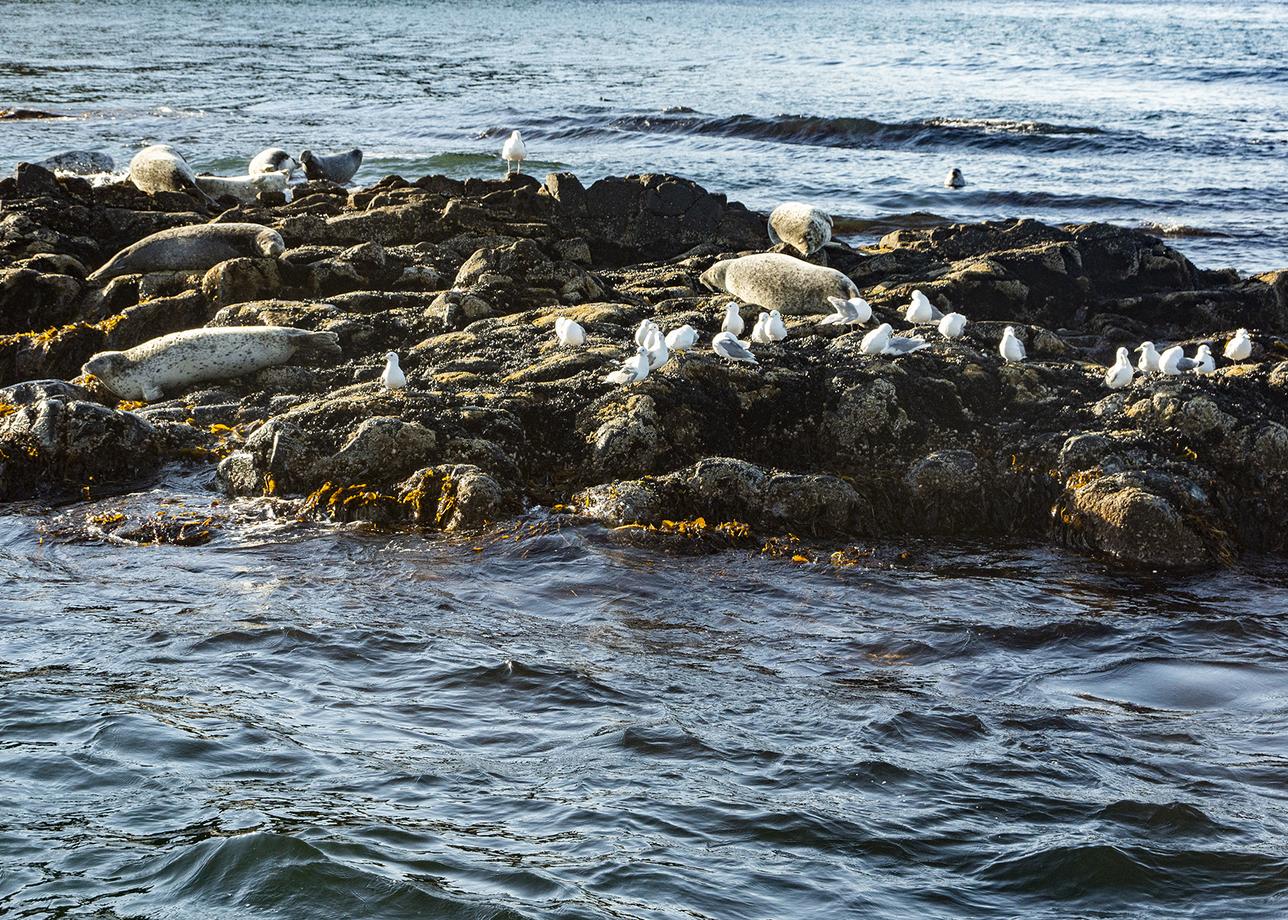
(4, 3, 1288, 917)
(2, 476, 1288, 919)
(1, 0, 1286, 270)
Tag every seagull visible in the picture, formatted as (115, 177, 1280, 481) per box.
(1192, 344, 1216, 374)
(1136, 341, 1162, 373)
(860, 324, 892, 355)
(605, 346, 650, 384)
(1000, 326, 1026, 363)
(381, 352, 407, 391)
(821, 296, 872, 325)
(645, 327, 670, 370)
(750, 312, 771, 345)
(767, 310, 788, 342)
(712, 331, 758, 364)
(905, 289, 943, 324)
(945, 167, 966, 188)
(502, 130, 526, 175)
(1104, 347, 1134, 389)
(1224, 328, 1252, 361)
(1159, 345, 1199, 375)
(938, 312, 967, 339)
(861, 323, 928, 357)
(634, 318, 658, 348)
(554, 316, 586, 347)
(721, 302, 744, 337)
(665, 324, 698, 351)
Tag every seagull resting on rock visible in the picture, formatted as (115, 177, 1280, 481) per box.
(1000, 326, 1026, 363)
(821, 296, 872, 325)
(554, 316, 586, 347)
(712, 331, 758, 364)
(605, 346, 650, 385)
(905, 289, 944, 324)
(665, 324, 698, 351)
(502, 130, 526, 175)
(381, 352, 407, 391)
(1224, 328, 1252, 361)
(721, 302, 744, 337)
(938, 312, 967, 339)
(1104, 347, 1133, 389)
(1136, 341, 1162, 373)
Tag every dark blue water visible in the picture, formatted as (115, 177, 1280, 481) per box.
(2, 0, 1286, 269)
(2, 475, 1288, 918)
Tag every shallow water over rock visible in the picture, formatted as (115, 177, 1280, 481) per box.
(3, 479, 1287, 918)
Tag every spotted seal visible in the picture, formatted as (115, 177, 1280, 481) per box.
(87, 223, 285, 283)
(195, 171, 290, 204)
(248, 147, 299, 177)
(767, 202, 833, 256)
(299, 148, 362, 184)
(128, 144, 212, 202)
(699, 253, 859, 315)
(82, 326, 342, 402)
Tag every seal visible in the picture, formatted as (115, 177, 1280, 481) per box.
(87, 223, 285, 283)
(767, 202, 832, 256)
(700, 253, 858, 315)
(248, 147, 299, 177)
(128, 144, 212, 202)
(195, 171, 290, 204)
(37, 150, 115, 175)
(82, 326, 342, 402)
(945, 167, 966, 188)
(299, 148, 362, 184)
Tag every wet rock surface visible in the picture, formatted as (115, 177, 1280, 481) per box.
(1, 163, 1285, 568)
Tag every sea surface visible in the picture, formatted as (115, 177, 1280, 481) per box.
(1, 0, 1286, 270)
(4, 2, 1288, 918)
(2, 476, 1288, 919)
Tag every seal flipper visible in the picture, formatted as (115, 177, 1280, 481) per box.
(142, 383, 165, 401)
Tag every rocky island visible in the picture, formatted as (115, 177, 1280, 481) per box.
(1, 163, 1285, 570)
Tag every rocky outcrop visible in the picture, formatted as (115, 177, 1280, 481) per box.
(1, 160, 1286, 569)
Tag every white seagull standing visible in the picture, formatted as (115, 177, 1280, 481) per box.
(712, 331, 758, 364)
(1159, 345, 1199, 375)
(938, 312, 967, 339)
(999, 326, 1027, 363)
(634, 318, 658, 348)
(821, 296, 872, 325)
(905, 289, 943, 324)
(1192, 344, 1216, 374)
(1224, 328, 1252, 361)
(767, 310, 788, 342)
(554, 316, 586, 347)
(1136, 341, 1162, 374)
(645, 327, 670, 370)
(750, 312, 771, 345)
(665, 324, 698, 352)
(605, 346, 650, 385)
(721, 302, 745, 337)
(502, 130, 527, 175)
(1104, 347, 1134, 389)
(381, 352, 407, 391)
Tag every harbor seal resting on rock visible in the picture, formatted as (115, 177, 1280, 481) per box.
(82, 326, 342, 401)
(700, 253, 858, 315)
(248, 147, 299, 177)
(195, 171, 289, 204)
(128, 144, 212, 202)
(38, 150, 115, 176)
(87, 223, 285, 283)
(767, 202, 832, 256)
(300, 148, 362, 184)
